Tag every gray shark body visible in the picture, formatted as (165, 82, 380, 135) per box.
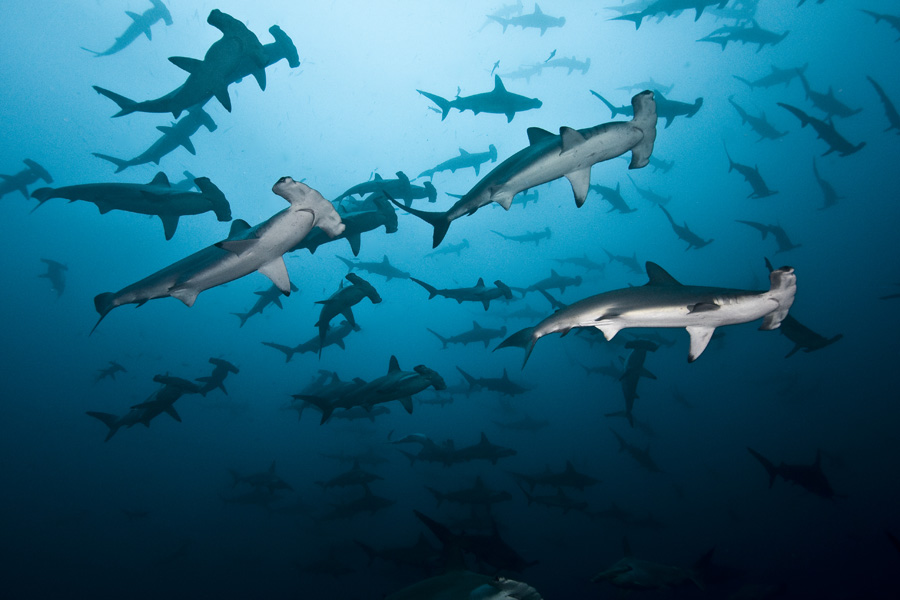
(336, 255, 410, 280)
(428, 321, 507, 349)
(229, 460, 292, 493)
(590, 90, 698, 129)
(39, 258, 68, 297)
(316, 461, 382, 490)
(93, 178, 343, 331)
(861, 10, 900, 41)
(196, 357, 239, 396)
(314, 273, 381, 349)
(457, 367, 529, 397)
(618, 340, 659, 425)
(734, 63, 806, 89)
(492, 415, 549, 432)
(544, 56, 590, 75)
(425, 239, 469, 258)
(628, 174, 671, 205)
(519, 486, 587, 514)
(263, 320, 359, 362)
(94, 106, 217, 173)
(590, 182, 636, 213)
(322, 487, 395, 519)
(612, 0, 728, 28)
(866, 76, 900, 134)
(778, 102, 865, 157)
(698, 21, 790, 52)
(411, 277, 513, 311)
(611, 428, 663, 473)
(798, 73, 862, 119)
(93, 10, 267, 118)
(296, 193, 398, 257)
(747, 448, 837, 498)
(397, 91, 656, 247)
(736, 220, 801, 253)
(488, 3, 565, 35)
(604, 249, 644, 274)
(386, 570, 543, 600)
(509, 461, 600, 491)
(94, 360, 127, 383)
(0, 159, 52, 200)
(426, 476, 512, 508)
(232, 282, 299, 327)
(497, 261, 796, 365)
(335, 171, 436, 207)
(418, 145, 499, 178)
(724, 145, 778, 198)
(418, 75, 542, 122)
(553, 253, 606, 272)
(356, 533, 440, 572)
(728, 96, 787, 140)
(33, 173, 231, 240)
(82, 0, 173, 57)
(778, 314, 842, 358)
(491, 226, 552, 244)
(518, 269, 583, 295)
(499, 63, 545, 83)
(592, 539, 705, 590)
(658, 205, 713, 250)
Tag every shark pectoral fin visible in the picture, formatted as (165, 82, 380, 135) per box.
(595, 319, 622, 341)
(214, 88, 232, 112)
(565, 168, 592, 208)
(159, 215, 180, 240)
(169, 56, 203, 74)
(164, 405, 182, 422)
(216, 239, 258, 256)
(346, 233, 362, 256)
(686, 326, 715, 362)
(181, 138, 196, 155)
(398, 396, 414, 414)
(169, 285, 200, 307)
(252, 68, 267, 91)
(258, 257, 292, 294)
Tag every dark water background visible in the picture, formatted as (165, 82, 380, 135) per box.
(1, 1, 899, 598)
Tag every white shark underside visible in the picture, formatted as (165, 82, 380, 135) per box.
(397, 90, 657, 247)
(93, 179, 343, 331)
(498, 262, 796, 364)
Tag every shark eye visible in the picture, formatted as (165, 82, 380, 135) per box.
(276, 176, 291, 184)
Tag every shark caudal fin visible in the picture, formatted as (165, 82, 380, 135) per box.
(589, 90, 627, 118)
(611, 12, 645, 29)
(494, 327, 538, 368)
(92, 153, 130, 173)
(91, 292, 118, 335)
(427, 328, 450, 349)
(747, 447, 779, 487)
(628, 91, 657, 169)
(388, 198, 451, 248)
(417, 90, 452, 120)
(261, 342, 295, 362)
(86, 411, 120, 442)
(232, 312, 251, 328)
(759, 267, 796, 330)
(92, 86, 139, 117)
(410, 278, 439, 299)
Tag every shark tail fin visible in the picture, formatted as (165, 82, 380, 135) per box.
(418, 90, 452, 120)
(411, 277, 438, 299)
(354, 540, 378, 566)
(388, 198, 451, 248)
(86, 411, 120, 441)
(92, 86, 138, 117)
(456, 366, 479, 390)
(732, 75, 754, 89)
(611, 13, 644, 29)
(494, 327, 537, 368)
(747, 447, 779, 488)
(231, 312, 250, 328)
(398, 449, 418, 465)
(91, 293, 118, 335)
(92, 153, 129, 173)
(427, 328, 449, 349)
(628, 91, 657, 169)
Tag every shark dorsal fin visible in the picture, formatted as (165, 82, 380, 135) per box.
(622, 537, 632, 556)
(382, 255, 389, 264)
(150, 172, 170, 187)
(560, 126, 586, 152)
(550, 269, 559, 277)
(566, 460, 575, 472)
(458, 148, 469, 155)
(475, 278, 486, 288)
(228, 219, 252, 238)
(534, 3, 543, 14)
(472, 321, 481, 329)
(474, 476, 485, 488)
(269, 460, 276, 473)
(480, 432, 489, 444)
(388, 355, 401, 373)
(644, 262, 681, 286)
(527, 127, 555, 146)
(493, 75, 507, 93)
(352, 460, 360, 470)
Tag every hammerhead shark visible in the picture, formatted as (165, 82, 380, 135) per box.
(82, 0, 173, 57)
(418, 145, 499, 179)
(611, 0, 728, 29)
(0, 159, 52, 200)
(92, 178, 343, 331)
(697, 21, 790, 52)
(39, 259, 68, 297)
(314, 273, 381, 350)
(724, 144, 778, 198)
(658, 205, 713, 250)
(411, 277, 513, 311)
(487, 3, 566, 35)
(31, 173, 232, 240)
(335, 172, 436, 207)
(778, 103, 866, 156)
(747, 447, 839, 499)
(496, 261, 796, 364)
(93, 9, 268, 117)
(418, 75, 542, 122)
(395, 91, 657, 247)
(733, 63, 806, 90)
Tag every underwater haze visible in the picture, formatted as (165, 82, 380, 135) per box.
(2, 0, 899, 598)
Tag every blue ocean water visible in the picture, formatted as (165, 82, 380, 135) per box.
(1, 1, 899, 598)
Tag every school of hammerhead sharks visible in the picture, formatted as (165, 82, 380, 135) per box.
(5, 0, 900, 597)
